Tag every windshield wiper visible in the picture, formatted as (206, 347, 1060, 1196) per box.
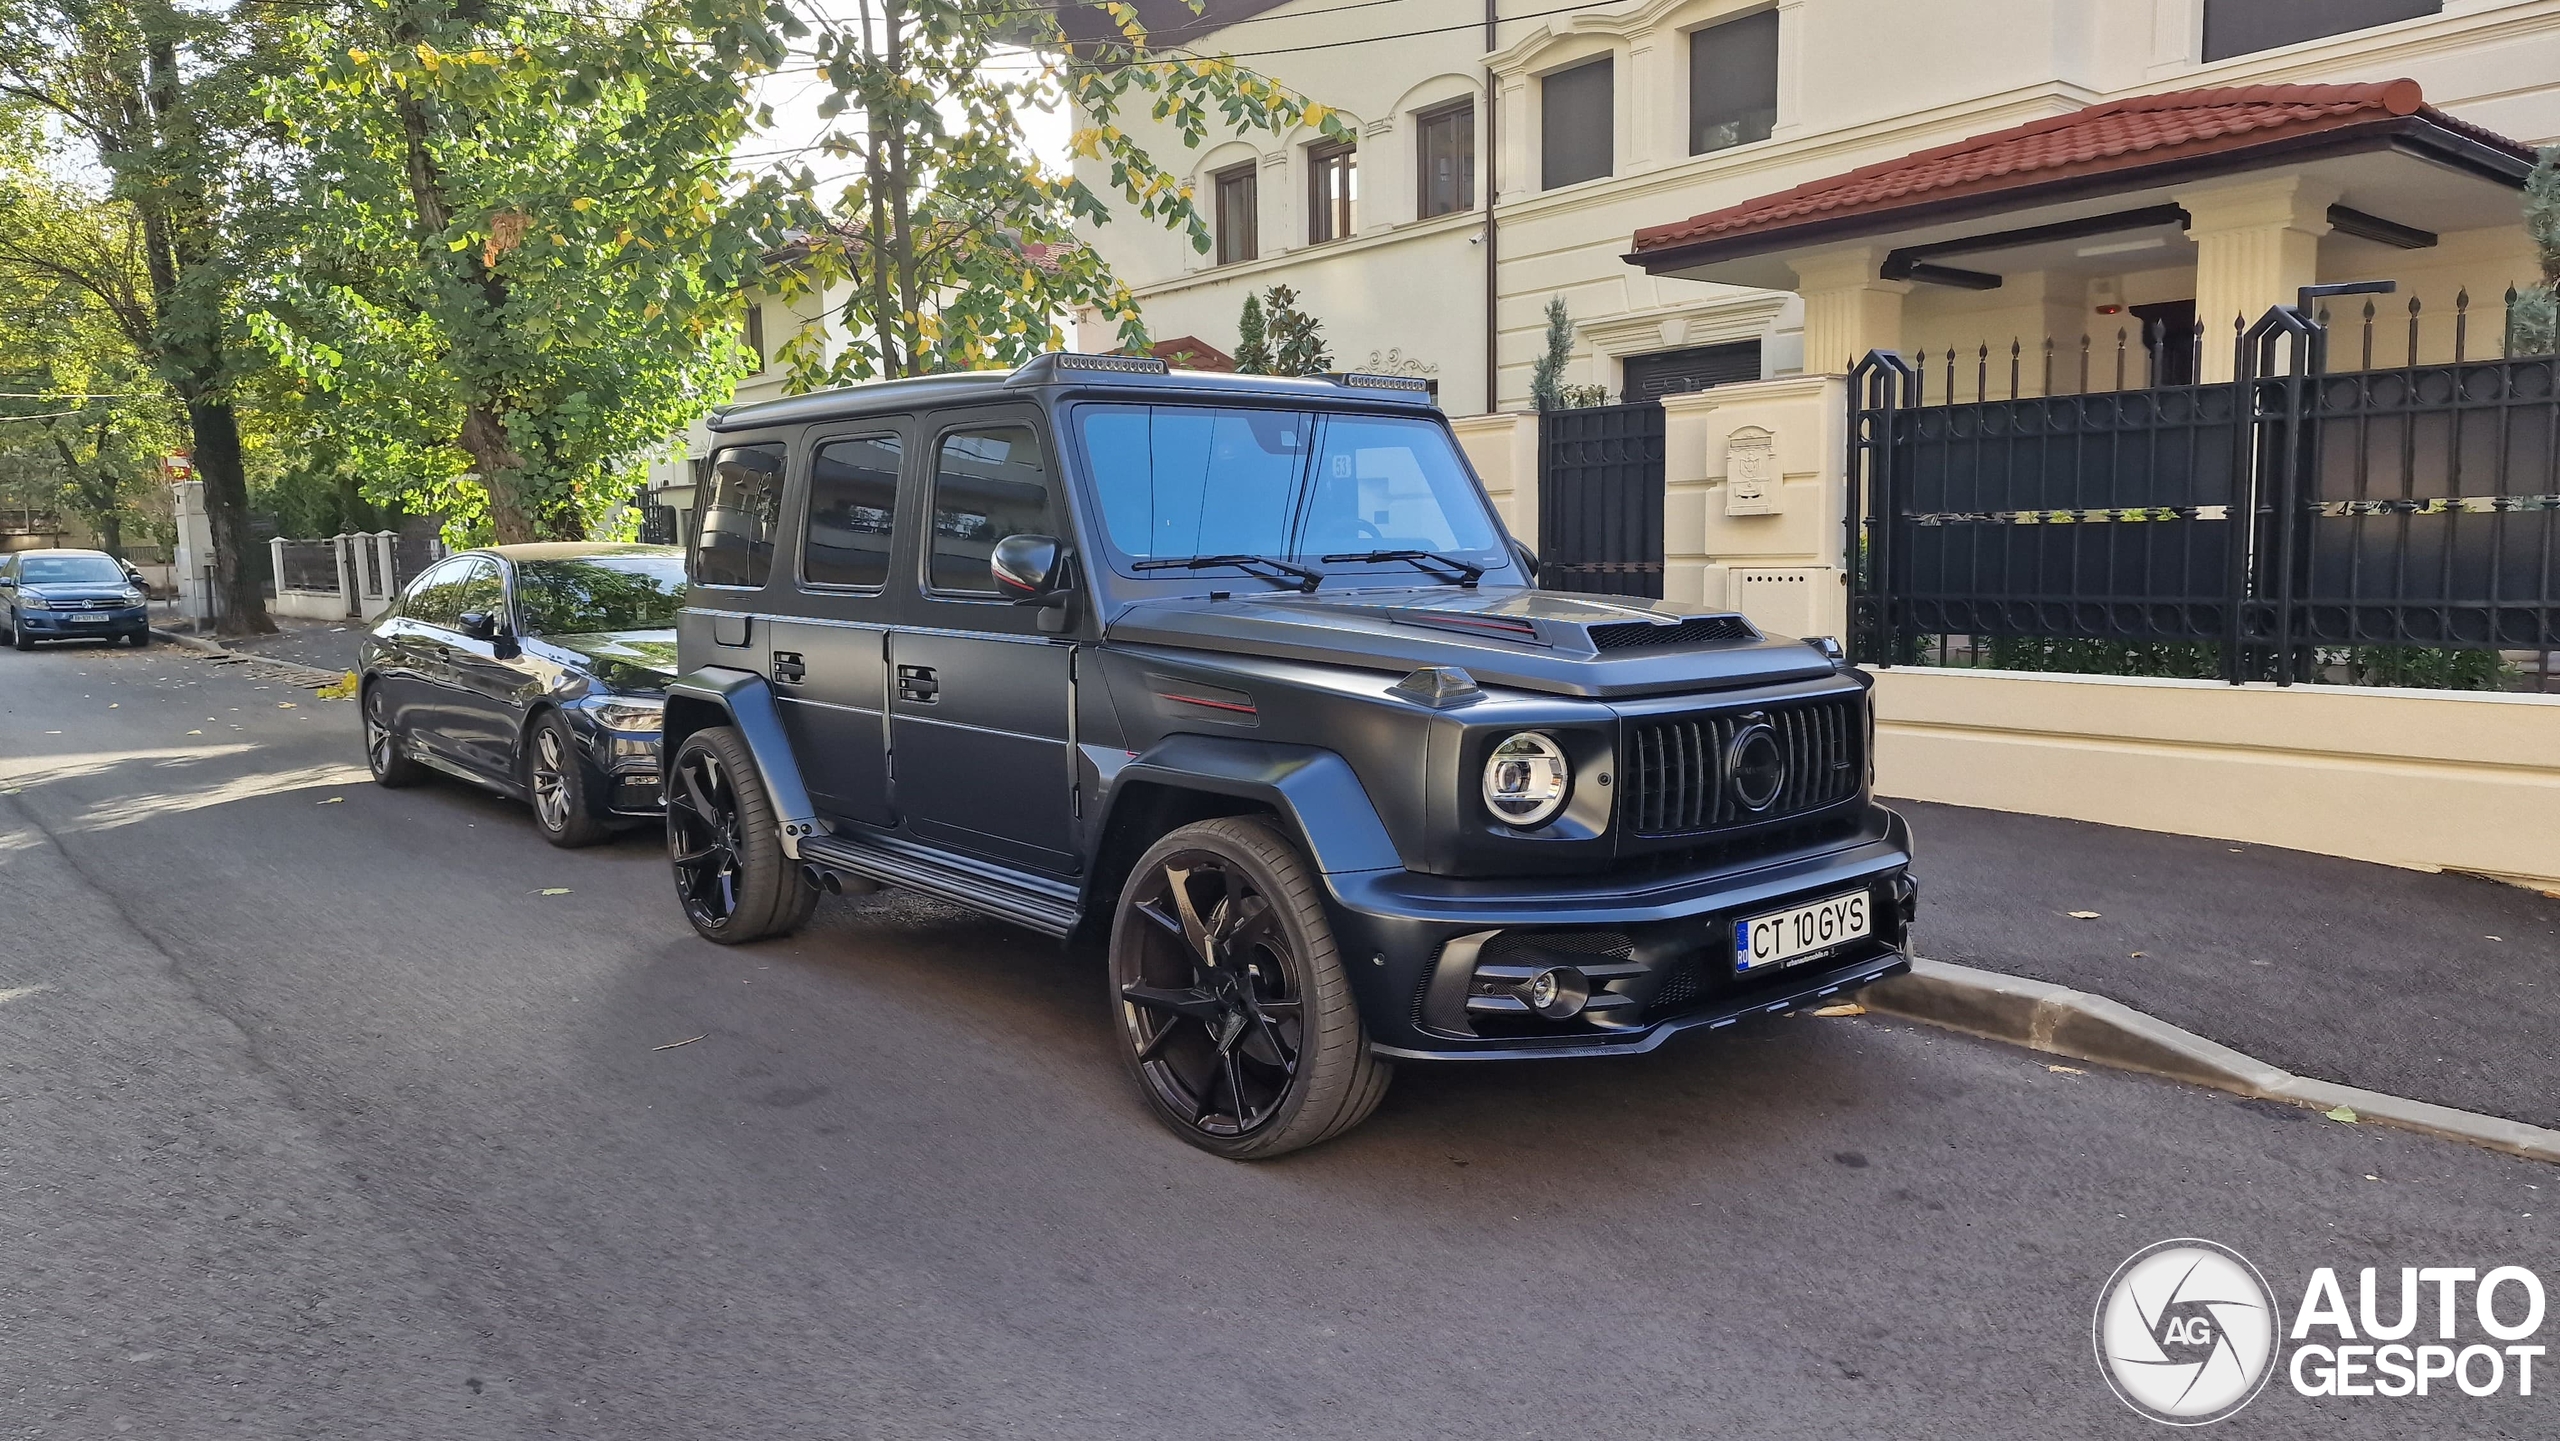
(1132, 553, 1325, 594)
(1319, 549, 1486, 588)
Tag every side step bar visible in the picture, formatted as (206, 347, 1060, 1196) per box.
(798, 833, 1082, 938)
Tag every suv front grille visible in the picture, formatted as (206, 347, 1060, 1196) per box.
(1624, 694, 1863, 836)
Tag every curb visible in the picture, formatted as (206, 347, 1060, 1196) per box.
(150, 628, 348, 690)
(1863, 957, 2560, 1166)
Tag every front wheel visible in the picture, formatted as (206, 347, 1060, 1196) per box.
(526, 711, 609, 849)
(1110, 816, 1391, 1159)
(665, 725, 817, 944)
(8, 610, 28, 651)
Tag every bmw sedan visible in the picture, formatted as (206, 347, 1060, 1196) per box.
(358, 543, 682, 847)
(1, 549, 151, 649)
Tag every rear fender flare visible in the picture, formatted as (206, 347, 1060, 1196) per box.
(663, 667, 821, 858)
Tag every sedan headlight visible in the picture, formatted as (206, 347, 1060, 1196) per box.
(591, 698, 664, 734)
(1483, 731, 1570, 828)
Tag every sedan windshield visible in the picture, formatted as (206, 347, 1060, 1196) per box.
(514, 556, 687, 636)
(20, 554, 126, 585)
(1076, 405, 1505, 579)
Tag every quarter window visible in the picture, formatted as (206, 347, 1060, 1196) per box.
(1214, 163, 1259, 266)
(802, 434, 903, 589)
(1689, 11, 1778, 156)
(690, 442, 787, 588)
(1307, 139, 1356, 244)
(928, 426, 1053, 596)
(1541, 58, 1612, 190)
(1415, 100, 1475, 218)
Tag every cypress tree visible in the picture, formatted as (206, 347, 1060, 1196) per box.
(2510, 145, 2560, 356)
(1530, 296, 1574, 411)
(1233, 291, 1272, 373)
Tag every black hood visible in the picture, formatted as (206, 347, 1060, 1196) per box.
(534, 629, 678, 691)
(1104, 586, 1839, 699)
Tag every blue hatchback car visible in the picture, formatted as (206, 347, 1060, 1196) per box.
(1, 549, 151, 649)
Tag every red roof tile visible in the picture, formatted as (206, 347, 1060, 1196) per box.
(1148, 335, 1236, 371)
(1630, 80, 2529, 258)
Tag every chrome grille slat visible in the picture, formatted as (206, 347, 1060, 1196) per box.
(1622, 694, 1864, 838)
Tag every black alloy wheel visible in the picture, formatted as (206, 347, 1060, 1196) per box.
(526, 711, 608, 848)
(1111, 816, 1390, 1159)
(362, 681, 426, 787)
(665, 725, 816, 944)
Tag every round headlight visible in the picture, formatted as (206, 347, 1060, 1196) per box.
(1482, 731, 1570, 828)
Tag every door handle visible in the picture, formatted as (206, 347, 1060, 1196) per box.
(772, 651, 806, 685)
(896, 664, 938, 703)
(435, 644, 451, 661)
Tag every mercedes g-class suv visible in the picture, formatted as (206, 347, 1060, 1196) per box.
(661, 353, 1916, 1158)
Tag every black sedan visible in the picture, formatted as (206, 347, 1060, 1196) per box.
(1, 548, 152, 649)
(359, 543, 683, 847)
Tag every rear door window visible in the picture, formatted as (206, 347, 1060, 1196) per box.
(691, 442, 788, 589)
(801, 434, 903, 589)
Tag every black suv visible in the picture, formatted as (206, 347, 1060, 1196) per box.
(662, 354, 1915, 1157)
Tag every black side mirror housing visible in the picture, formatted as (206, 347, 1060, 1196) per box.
(992, 534, 1072, 605)
(1511, 539, 1540, 582)
(457, 610, 500, 641)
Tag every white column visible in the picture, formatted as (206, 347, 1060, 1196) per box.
(2175, 174, 2337, 381)
(1790, 246, 1909, 376)
(374, 533, 399, 597)
(331, 533, 354, 616)
(267, 536, 289, 594)
(169, 481, 213, 621)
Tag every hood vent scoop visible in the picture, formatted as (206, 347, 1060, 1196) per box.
(1391, 666, 1485, 708)
(1589, 615, 1758, 651)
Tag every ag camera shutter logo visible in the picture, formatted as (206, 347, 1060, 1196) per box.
(2094, 1239, 2281, 1425)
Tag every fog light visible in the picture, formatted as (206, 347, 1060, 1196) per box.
(1522, 965, 1590, 1019)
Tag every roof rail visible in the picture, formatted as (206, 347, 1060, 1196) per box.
(1006, 352, 1170, 386)
(1328, 371, 1433, 394)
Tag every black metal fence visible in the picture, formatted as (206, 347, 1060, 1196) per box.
(1851, 295, 2560, 689)
(1537, 401, 1665, 598)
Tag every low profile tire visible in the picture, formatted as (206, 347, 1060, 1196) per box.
(526, 711, 610, 849)
(362, 681, 427, 788)
(1110, 816, 1391, 1159)
(666, 725, 818, 944)
(127, 630, 149, 648)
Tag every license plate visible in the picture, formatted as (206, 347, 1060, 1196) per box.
(69, 614, 108, 624)
(1734, 890, 1870, 973)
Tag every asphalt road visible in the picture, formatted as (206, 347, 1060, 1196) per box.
(3, 639, 2553, 1439)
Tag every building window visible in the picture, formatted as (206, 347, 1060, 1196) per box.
(2201, 0, 2438, 61)
(1541, 58, 1612, 190)
(1415, 100, 1475, 218)
(1213, 163, 1258, 265)
(742, 304, 765, 374)
(1689, 11, 1778, 156)
(1307, 139, 1356, 244)
(1622, 341, 1761, 402)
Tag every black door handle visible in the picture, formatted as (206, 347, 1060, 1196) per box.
(435, 644, 451, 660)
(896, 664, 938, 703)
(773, 651, 806, 685)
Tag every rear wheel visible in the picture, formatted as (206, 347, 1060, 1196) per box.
(666, 725, 817, 944)
(1110, 816, 1390, 1159)
(363, 681, 427, 788)
(526, 711, 609, 849)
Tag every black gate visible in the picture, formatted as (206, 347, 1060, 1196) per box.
(1538, 401, 1665, 597)
(1850, 301, 2560, 682)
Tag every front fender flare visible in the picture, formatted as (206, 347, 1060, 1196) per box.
(1103, 734, 1403, 877)
(663, 666, 820, 858)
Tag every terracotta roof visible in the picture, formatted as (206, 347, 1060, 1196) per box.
(1630, 80, 2535, 259)
(1148, 335, 1236, 371)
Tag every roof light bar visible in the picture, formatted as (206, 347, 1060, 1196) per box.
(1332, 371, 1432, 392)
(1051, 352, 1170, 375)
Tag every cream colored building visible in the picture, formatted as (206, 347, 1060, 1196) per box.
(1072, 0, 2560, 415)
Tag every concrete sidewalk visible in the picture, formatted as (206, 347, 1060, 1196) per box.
(156, 607, 363, 675)
(1898, 797, 2560, 1131)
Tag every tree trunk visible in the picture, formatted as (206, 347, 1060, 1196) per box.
(885, 3, 921, 377)
(189, 399, 269, 635)
(459, 405, 538, 544)
(860, 1, 899, 378)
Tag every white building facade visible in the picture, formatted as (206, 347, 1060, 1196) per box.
(1072, 0, 2560, 415)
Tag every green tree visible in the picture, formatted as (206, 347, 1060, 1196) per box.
(0, 0, 281, 632)
(769, 1, 1343, 389)
(249, 0, 793, 544)
(2509, 144, 2560, 355)
(1232, 289, 1270, 374)
(1530, 295, 1573, 410)
(1262, 284, 1328, 376)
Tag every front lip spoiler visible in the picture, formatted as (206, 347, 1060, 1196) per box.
(1369, 948, 1908, 1062)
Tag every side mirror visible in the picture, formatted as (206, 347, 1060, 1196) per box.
(991, 534, 1072, 605)
(1511, 539, 1540, 582)
(457, 610, 499, 641)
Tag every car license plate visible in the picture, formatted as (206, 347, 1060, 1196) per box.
(70, 614, 108, 624)
(1734, 890, 1870, 973)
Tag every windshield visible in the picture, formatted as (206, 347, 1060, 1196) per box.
(20, 554, 126, 586)
(513, 555, 687, 636)
(1076, 405, 1506, 577)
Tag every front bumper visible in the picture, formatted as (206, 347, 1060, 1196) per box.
(586, 728, 664, 817)
(1323, 805, 1917, 1060)
(18, 606, 147, 638)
